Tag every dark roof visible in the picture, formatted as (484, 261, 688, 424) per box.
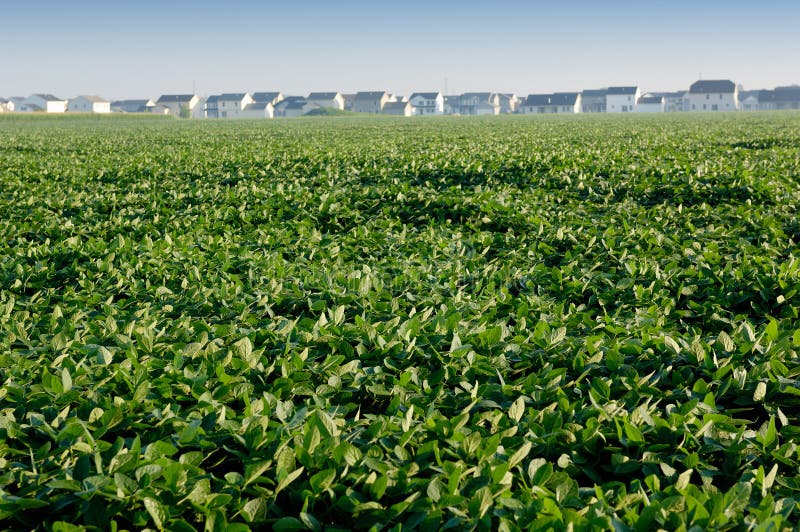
(461, 92, 491, 99)
(112, 99, 152, 105)
(205, 95, 220, 103)
(655, 91, 686, 99)
(33, 93, 63, 101)
(689, 80, 735, 94)
(0, 98, 8, 104)
(581, 89, 607, 97)
(218, 93, 248, 100)
(284, 101, 309, 110)
(74, 95, 108, 103)
(282, 96, 306, 103)
(523, 94, 552, 106)
(637, 95, 663, 105)
(382, 101, 409, 110)
(157, 94, 195, 103)
(307, 92, 340, 99)
(244, 102, 271, 111)
(607, 86, 637, 95)
(252, 92, 281, 103)
(523, 93, 579, 106)
(774, 86, 800, 102)
(410, 92, 440, 100)
(354, 91, 387, 100)
(757, 90, 776, 102)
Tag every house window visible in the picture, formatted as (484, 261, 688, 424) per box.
(706, 94, 710, 100)
(703, 104, 707, 110)
(712, 104, 718, 111)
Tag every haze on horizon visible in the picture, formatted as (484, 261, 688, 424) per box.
(1, 0, 798, 100)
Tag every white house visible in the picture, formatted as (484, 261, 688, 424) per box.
(21, 94, 67, 113)
(520, 93, 581, 114)
(352, 92, 391, 113)
(306, 92, 345, 110)
(240, 102, 275, 119)
(68, 95, 111, 113)
(154, 94, 205, 118)
(0, 99, 8, 112)
(204, 95, 220, 118)
(217, 93, 255, 118)
(274, 97, 318, 117)
(381, 101, 412, 116)
(580, 89, 607, 113)
(490, 93, 520, 114)
(687, 80, 738, 112)
(606, 86, 639, 113)
(634, 94, 664, 113)
(6, 97, 25, 112)
(660, 91, 688, 112)
(111, 99, 155, 113)
(459, 93, 492, 115)
(408, 92, 444, 115)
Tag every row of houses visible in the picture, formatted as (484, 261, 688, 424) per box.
(3, 80, 799, 117)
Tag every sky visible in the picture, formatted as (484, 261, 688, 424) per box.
(1, 0, 798, 99)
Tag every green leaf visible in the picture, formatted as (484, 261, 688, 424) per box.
(144, 497, 168, 529)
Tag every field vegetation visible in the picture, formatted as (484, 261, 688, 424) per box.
(1, 113, 800, 530)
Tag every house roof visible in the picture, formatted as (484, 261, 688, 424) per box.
(523, 93, 579, 106)
(689, 80, 735, 94)
(410, 92, 441, 100)
(0, 98, 8, 104)
(757, 90, 776, 102)
(774, 86, 800, 102)
(74, 95, 108, 103)
(354, 91, 388, 100)
(252, 92, 281, 103)
(33, 93, 64, 101)
(157, 94, 196, 103)
(307, 92, 340, 99)
(112, 99, 153, 106)
(607, 86, 637, 95)
(523, 94, 552, 106)
(205, 95, 220, 103)
(582, 89, 608, 97)
(284, 101, 309, 110)
(244, 102, 272, 111)
(382, 101, 409, 111)
(218, 93, 248, 100)
(658, 91, 687, 98)
(461, 92, 491, 100)
(637, 95, 663, 105)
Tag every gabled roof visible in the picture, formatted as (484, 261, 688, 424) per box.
(581, 89, 608, 97)
(33, 93, 64, 101)
(307, 92, 340, 99)
(774, 86, 800, 102)
(523, 93, 579, 106)
(637, 95, 663, 105)
(243, 102, 272, 111)
(382, 101, 409, 111)
(607, 86, 637, 95)
(157, 94, 196, 103)
(0, 98, 8, 104)
(252, 92, 281, 103)
(523, 94, 551, 106)
(354, 91, 388, 100)
(285, 101, 310, 110)
(205, 95, 220, 103)
(461, 92, 491, 100)
(552, 92, 579, 105)
(658, 91, 687, 98)
(410, 92, 441, 100)
(757, 90, 776, 102)
(218, 93, 248, 100)
(112, 99, 153, 106)
(689, 80, 735, 94)
(74, 95, 108, 103)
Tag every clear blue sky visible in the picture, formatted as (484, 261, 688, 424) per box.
(1, 0, 798, 99)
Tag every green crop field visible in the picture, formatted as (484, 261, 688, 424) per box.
(1, 112, 800, 531)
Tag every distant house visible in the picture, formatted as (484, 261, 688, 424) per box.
(240, 102, 275, 119)
(634, 94, 664, 113)
(6, 97, 26, 112)
(111, 99, 155, 113)
(408, 92, 444, 115)
(606, 86, 639, 113)
(459, 93, 493, 115)
(352, 92, 390, 114)
(155, 94, 205, 118)
(341, 94, 356, 111)
(443, 95, 461, 115)
(774, 86, 800, 110)
(217, 93, 255, 118)
(0, 98, 9, 112)
(204, 95, 220, 118)
(381, 101, 412, 116)
(252, 92, 284, 105)
(581, 89, 607, 113)
(490, 93, 520, 114)
(21, 94, 67, 113)
(68, 95, 111, 113)
(687, 80, 737, 112)
(307, 92, 345, 110)
(520, 93, 581, 114)
(274, 97, 317, 117)
(659, 91, 687, 112)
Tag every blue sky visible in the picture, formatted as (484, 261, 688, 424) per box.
(1, 0, 798, 99)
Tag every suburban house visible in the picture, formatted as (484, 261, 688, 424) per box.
(491, 93, 520, 114)
(252, 92, 284, 105)
(773, 86, 800, 110)
(606, 86, 639, 113)
(659, 91, 688, 112)
(520, 93, 581, 114)
(68, 95, 111, 113)
(443, 95, 461, 115)
(5, 97, 25, 112)
(216, 93, 255, 118)
(240, 102, 275, 119)
(111, 99, 155, 113)
(0, 98, 9, 112)
(634, 94, 664, 113)
(155, 94, 204, 118)
(687, 80, 738, 112)
(459, 93, 492, 115)
(21, 94, 68, 113)
(408, 92, 444, 115)
(352, 92, 390, 113)
(306, 92, 345, 110)
(204, 95, 219, 118)
(341, 94, 356, 111)
(273, 97, 314, 117)
(581, 89, 607, 113)
(381, 100, 412, 116)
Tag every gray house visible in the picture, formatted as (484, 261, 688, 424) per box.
(521, 93, 581, 114)
(774, 86, 800, 110)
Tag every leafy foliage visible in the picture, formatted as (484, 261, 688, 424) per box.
(1, 113, 800, 530)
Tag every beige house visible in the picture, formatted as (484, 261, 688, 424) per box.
(307, 92, 345, 110)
